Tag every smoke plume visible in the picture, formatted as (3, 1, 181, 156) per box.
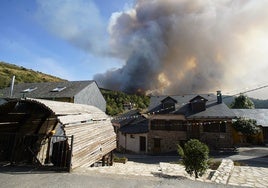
(94, 0, 268, 95)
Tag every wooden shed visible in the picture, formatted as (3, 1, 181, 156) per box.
(0, 98, 116, 170)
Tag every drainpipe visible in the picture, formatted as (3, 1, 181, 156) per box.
(10, 75, 15, 98)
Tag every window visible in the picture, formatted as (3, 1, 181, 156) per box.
(151, 120, 187, 131)
(203, 122, 226, 133)
(220, 123, 226, 133)
(171, 120, 187, 131)
(51, 86, 66, 92)
(161, 97, 177, 112)
(162, 102, 175, 111)
(21, 87, 37, 93)
(151, 120, 166, 130)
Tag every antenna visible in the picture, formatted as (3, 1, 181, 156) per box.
(10, 75, 15, 98)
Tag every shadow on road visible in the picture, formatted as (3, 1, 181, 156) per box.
(233, 155, 268, 168)
(0, 163, 67, 175)
(151, 172, 186, 180)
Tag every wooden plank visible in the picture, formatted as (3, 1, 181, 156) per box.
(57, 114, 93, 125)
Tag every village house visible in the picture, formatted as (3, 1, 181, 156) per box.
(116, 91, 238, 154)
(0, 98, 116, 170)
(0, 80, 106, 112)
(112, 109, 148, 153)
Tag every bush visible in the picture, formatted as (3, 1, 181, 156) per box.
(178, 139, 209, 178)
(113, 155, 128, 164)
(233, 118, 260, 136)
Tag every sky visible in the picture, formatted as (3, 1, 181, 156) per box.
(0, 0, 268, 99)
(0, 0, 132, 80)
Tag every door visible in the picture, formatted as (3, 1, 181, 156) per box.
(189, 124, 200, 139)
(153, 138, 161, 154)
(139, 136, 146, 152)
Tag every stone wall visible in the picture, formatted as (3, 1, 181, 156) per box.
(199, 122, 233, 149)
(211, 159, 234, 184)
(147, 130, 187, 153)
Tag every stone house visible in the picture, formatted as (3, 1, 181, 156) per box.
(0, 80, 106, 112)
(116, 91, 237, 154)
(112, 110, 148, 153)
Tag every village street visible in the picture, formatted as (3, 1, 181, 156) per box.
(0, 167, 233, 188)
(74, 146, 268, 187)
(0, 147, 267, 188)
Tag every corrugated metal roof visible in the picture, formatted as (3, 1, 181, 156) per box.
(232, 109, 268, 127)
(26, 98, 108, 122)
(0, 80, 95, 99)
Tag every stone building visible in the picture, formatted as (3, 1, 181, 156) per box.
(116, 92, 237, 154)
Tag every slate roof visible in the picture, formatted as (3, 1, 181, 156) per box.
(148, 94, 236, 119)
(0, 80, 95, 99)
(119, 119, 149, 134)
(112, 109, 141, 126)
(113, 109, 149, 134)
(232, 109, 268, 127)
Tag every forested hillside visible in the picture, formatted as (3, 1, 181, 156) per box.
(100, 89, 150, 116)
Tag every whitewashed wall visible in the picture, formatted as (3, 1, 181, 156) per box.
(118, 132, 147, 153)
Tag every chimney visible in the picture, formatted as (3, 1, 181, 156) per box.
(10, 75, 15, 98)
(217, 90, 222, 104)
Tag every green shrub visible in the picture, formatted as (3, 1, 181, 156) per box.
(178, 139, 209, 178)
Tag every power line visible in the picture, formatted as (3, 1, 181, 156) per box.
(113, 83, 268, 121)
(220, 84, 268, 102)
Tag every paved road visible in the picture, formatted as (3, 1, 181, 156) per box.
(0, 168, 235, 188)
(213, 147, 268, 167)
(0, 147, 267, 188)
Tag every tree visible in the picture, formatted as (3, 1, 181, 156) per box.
(177, 139, 209, 178)
(233, 118, 261, 143)
(233, 118, 260, 135)
(231, 94, 255, 109)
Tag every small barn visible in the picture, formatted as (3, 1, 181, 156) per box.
(0, 98, 116, 170)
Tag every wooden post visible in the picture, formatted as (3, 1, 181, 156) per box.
(67, 135, 74, 172)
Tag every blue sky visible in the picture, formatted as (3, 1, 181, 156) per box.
(0, 0, 132, 80)
(0, 0, 268, 99)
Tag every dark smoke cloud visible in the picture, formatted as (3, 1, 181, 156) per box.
(96, 0, 268, 94)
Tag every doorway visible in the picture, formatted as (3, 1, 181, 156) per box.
(139, 136, 146, 152)
(153, 138, 161, 153)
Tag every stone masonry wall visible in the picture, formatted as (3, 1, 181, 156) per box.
(147, 130, 187, 153)
(211, 159, 234, 184)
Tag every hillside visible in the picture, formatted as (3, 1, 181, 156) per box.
(100, 88, 150, 116)
(0, 61, 150, 115)
(0, 61, 65, 89)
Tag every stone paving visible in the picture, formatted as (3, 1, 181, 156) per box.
(75, 161, 161, 177)
(75, 160, 268, 187)
(76, 161, 213, 182)
(228, 166, 268, 188)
